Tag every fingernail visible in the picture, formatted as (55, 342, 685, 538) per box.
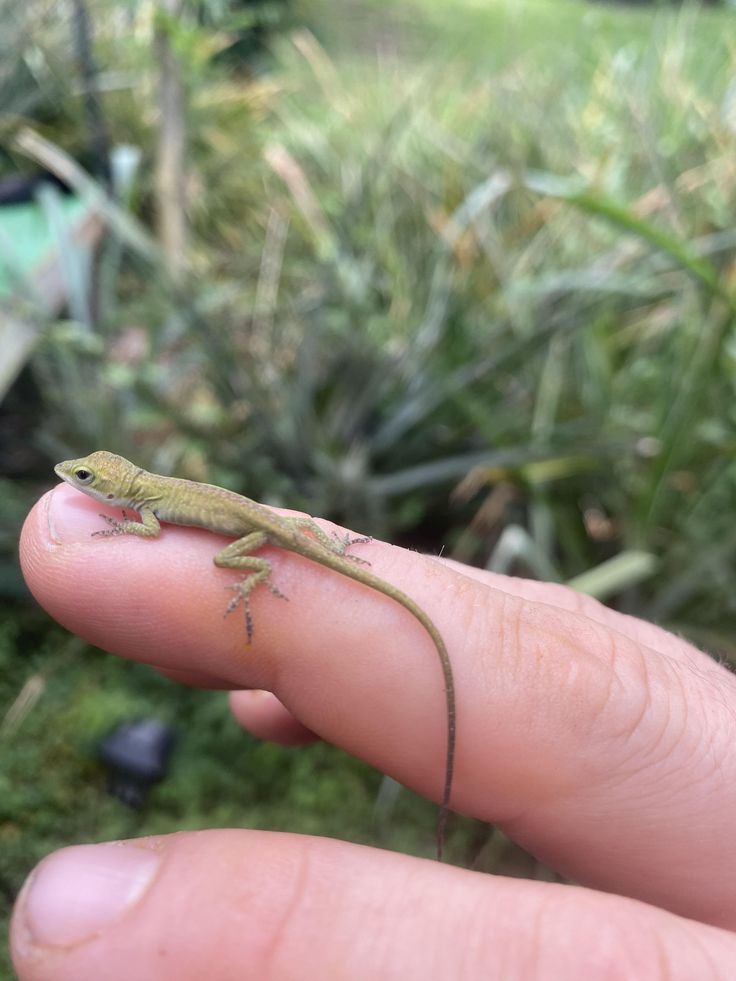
(21, 843, 160, 947)
(48, 484, 110, 544)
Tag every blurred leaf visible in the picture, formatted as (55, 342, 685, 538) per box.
(566, 551, 659, 601)
(523, 170, 733, 307)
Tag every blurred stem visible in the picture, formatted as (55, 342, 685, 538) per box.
(154, 0, 188, 279)
(70, 0, 110, 186)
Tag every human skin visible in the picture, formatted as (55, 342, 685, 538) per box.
(11, 483, 736, 980)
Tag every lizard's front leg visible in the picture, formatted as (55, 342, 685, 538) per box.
(92, 507, 161, 538)
(215, 532, 288, 642)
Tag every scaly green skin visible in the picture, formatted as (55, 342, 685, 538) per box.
(54, 450, 456, 860)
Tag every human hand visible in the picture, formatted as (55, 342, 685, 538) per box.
(11, 483, 736, 979)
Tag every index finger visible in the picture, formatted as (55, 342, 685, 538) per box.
(22, 484, 466, 809)
(21, 483, 736, 929)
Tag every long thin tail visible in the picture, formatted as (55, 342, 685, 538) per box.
(310, 551, 456, 860)
(406, 599, 455, 862)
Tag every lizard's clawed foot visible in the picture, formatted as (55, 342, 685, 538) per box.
(331, 531, 372, 564)
(265, 581, 289, 601)
(343, 551, 371, 566)
(92, 512, 128, 537)
(224, 585, 256, 642)
(224, 575, 289, 643)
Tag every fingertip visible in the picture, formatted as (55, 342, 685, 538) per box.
(18, 486, 245, 681)
(229, 689, 319, 746)
(20, 485, 103, 598)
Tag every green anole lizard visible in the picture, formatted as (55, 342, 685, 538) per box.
(54, 450, 456, 860)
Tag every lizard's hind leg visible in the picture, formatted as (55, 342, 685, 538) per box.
(286, 516, 372, 564)
(215, 532, 287, 642)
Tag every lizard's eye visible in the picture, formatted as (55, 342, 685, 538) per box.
(74, 468, 94, 484)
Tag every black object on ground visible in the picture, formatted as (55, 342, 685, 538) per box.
(99, 718, 176, 808)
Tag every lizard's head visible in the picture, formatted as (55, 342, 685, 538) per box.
(54, 451, 141, 506)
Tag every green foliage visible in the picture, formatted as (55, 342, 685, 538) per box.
(19, 0, 733, 643)
(0, 0, 80, 175)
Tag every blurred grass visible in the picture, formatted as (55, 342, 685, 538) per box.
(3, 0, 736, 968)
